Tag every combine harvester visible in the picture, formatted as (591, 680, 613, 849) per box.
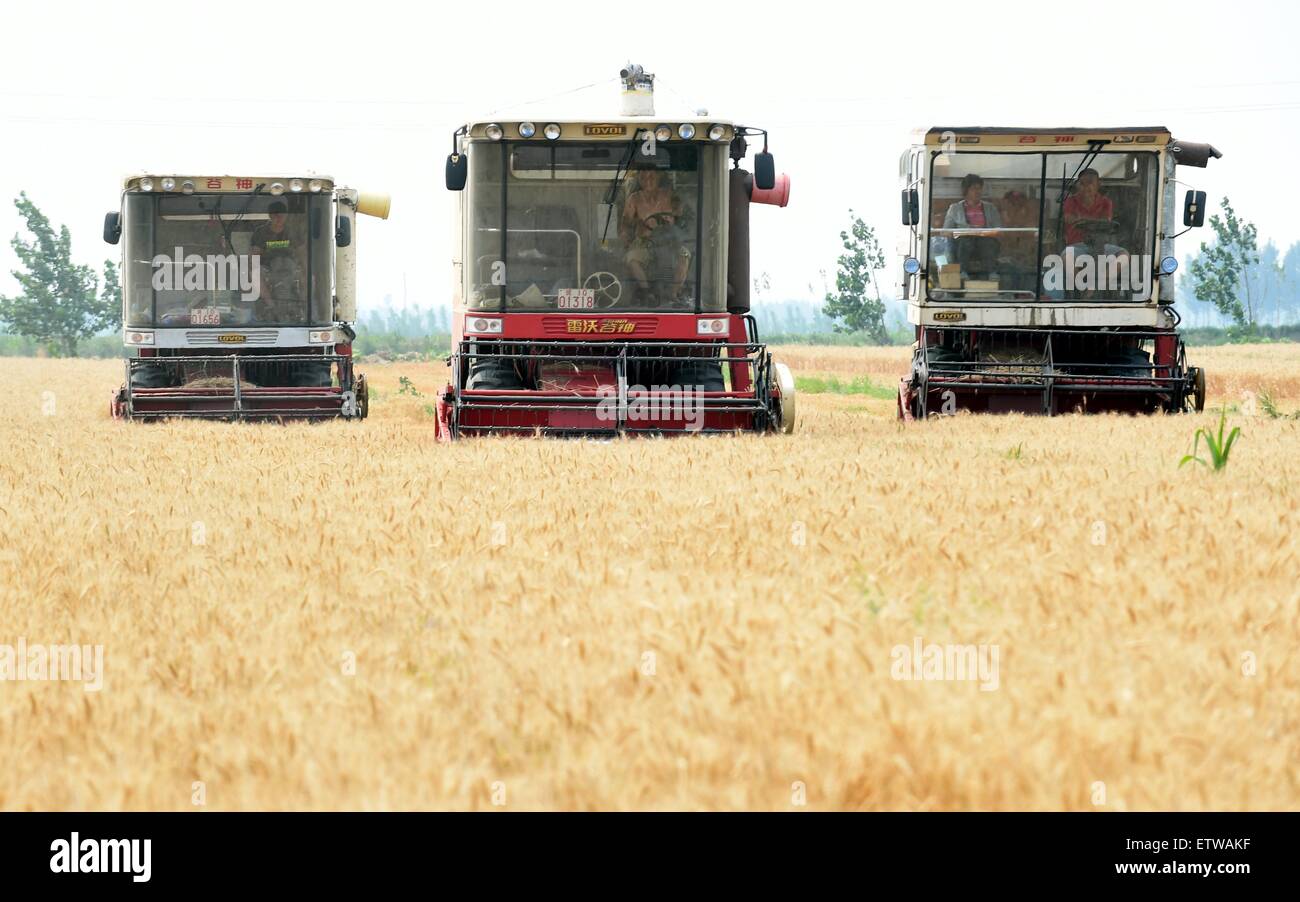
(104, 175, 389, 420)
(435, 64, 795, 437)
(897, 127, 1219, 417)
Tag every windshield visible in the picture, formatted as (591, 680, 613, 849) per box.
(465, 140, 726, 313)
(123, 192, 333, 328)
(926, 150, 1159, 301)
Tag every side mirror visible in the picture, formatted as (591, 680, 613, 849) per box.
(335, 215, 352, 248)
(446, 153, 468, 191)
(753, 152, 776, 191)
(901, 189, 920, 226)
(1183, 189, 1207, 228)
(103, 211, 121, 245)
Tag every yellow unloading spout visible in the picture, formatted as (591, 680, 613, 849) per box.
(334, 189, 391, 325)
(356, 192, 391, 220)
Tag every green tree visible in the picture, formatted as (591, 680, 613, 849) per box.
(0, 193, 121, 356)
(822, 209, 887, 342)
(1188, 197, 1259, 328)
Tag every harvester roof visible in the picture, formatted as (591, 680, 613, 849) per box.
(461, 116, 737, 143)
(922, 126, 1170, 147)
(120, 174, 335, 192)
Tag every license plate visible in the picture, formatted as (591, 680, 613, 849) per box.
(190, 307, 221, 325)
(557, 288, 595, 310)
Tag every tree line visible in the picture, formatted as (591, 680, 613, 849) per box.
(0, 194, 120, 356)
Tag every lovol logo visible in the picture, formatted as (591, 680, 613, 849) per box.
(584, 124, 626, 136)
(933, 310, 966, 322)
(217, 334, 247, 344)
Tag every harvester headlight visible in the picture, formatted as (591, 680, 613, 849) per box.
(309, 179, 323, 193)
(678, 123, 696, 140)
(270, 182, 285, 196)
(708, 124, 726, 141)
(290, 178, 304, 193)
(308, 329, 334, 343)
(161, 177, 177, 192)
(1159, 256, 1179, 275)
(654, 124, 672, 142)
(903, 256, 921, 275)
(139, 177, 154, 192)
(485, 123, 504, 141)
(518, 121, 536, 138)
(544, 123, 561, 140)
(125, 330, 155, 346)
(468, 317, 504, 335)
(697, 317, 728, 335)
(181, 180, 195, 195)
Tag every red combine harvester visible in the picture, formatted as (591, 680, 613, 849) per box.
(897, 127, 1219, 417)
(435, 64, 795, 438)
(103, 174, 389, 420)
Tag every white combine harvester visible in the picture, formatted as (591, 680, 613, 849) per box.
(104, 174, 389, 420)
(897, 126, 1219, 417)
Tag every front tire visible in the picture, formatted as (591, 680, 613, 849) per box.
(356, 374, 369, 420)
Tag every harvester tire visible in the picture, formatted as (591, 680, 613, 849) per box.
(772, 360, 796, 433)
(356, 375, 369, 420)
(1191, 366, 1206, 412)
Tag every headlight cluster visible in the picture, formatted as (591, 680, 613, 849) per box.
(136, 176, 321, 194)
(495, 123, 727, 141)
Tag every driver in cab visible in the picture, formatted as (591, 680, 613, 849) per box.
(1059, 167, 1134, 299)
(1063, 168, 1115, 247)
(250, 200, 303, 321)
(620, 165, 691, 306)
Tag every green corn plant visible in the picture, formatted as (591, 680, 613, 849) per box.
(1256, 389, 1299, 420)
(1180, 408, 1240, 472)
(1258, 389, 1281, 420)
(1005, 442, 1024, 460)
(397, 375, 422, 397)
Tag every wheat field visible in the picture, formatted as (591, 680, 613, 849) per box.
(0, 345, 1297, 810)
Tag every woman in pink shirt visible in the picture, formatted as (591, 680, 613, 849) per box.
(942, 174, 1002, 278)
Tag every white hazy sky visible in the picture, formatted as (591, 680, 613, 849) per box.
(2, 0, 1298, 312)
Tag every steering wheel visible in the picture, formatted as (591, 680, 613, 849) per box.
(642, 211, 677, 233)
(584, 271, 622, 309)
(1073, 218, 1120, 236)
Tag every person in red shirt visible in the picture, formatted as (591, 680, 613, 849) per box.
(1063, 169, 1114, 246)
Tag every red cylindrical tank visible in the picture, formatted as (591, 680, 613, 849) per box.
(750, 173, 791, 207)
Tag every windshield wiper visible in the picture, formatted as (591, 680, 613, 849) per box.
(1056, 140, 1106, 204)
(1055, 140, 1106, 244)
(600, 136, 641, 244)
(209, 184, 267, 255)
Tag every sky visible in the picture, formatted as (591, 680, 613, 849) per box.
(2, 0, 1298, 314)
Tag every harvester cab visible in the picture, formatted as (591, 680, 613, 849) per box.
(104, 175, 390, 420)
(436, 64, 796, 438)
(897, 127, 1220, 417)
